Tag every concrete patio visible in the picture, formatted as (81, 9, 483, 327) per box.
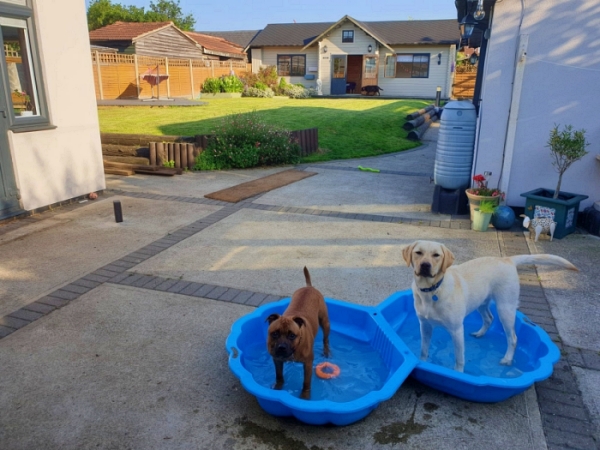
(0, 125, 597, 449)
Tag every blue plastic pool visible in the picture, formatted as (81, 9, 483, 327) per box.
(226, 298, 418, 425)
(377, 290, 560, 402)
(226, 290, 559, 424)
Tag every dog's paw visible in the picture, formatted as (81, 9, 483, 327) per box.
(500, 357, 513, 366)
(300, 389, 311, 400)
(470, 330, 485, 338)
(454, 364, 465, 372)
(273, 381, 284, 390)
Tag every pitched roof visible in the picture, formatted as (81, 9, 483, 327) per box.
(248, 22, 332, 47)
(185, 32, 246, 58)
(89, 21, 173, 41)
(249, 18, 459, 48)
(196, 30, 262, 48)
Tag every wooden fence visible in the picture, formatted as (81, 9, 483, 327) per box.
(92, 51, 252, 100)
(452, 72, 477, 99)
(146, 128, 319, 170)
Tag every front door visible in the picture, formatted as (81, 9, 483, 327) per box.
(362, 55, 379, 90)
(331, 55, 347, 95)
(0, 92, 21, 219)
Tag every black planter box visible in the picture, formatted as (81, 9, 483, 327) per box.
(520, 188, 589, 239)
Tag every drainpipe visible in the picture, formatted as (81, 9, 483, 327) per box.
(497, 0, 527, 197)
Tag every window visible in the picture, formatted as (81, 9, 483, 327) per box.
(0, 1, 50, 131)
(342, 30, 354, 43)
(277, 55, 306, 77)
(364, 56, 377, 79)
(385, 53, 430, 78)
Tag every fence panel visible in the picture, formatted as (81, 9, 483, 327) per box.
(452, 72, 476, 99)
(93, 52, 251, 100)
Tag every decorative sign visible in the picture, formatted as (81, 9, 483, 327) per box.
(565, 208, 574, 228)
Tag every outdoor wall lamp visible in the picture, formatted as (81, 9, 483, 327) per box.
(437, 53, 442, 65)
(459, 12, 477, 39)
(459, 0, 485, 40)
(323, 45, 328, 53)
(368, 44, 373, 53)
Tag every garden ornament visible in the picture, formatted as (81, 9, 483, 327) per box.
(521, 206, 557, 241)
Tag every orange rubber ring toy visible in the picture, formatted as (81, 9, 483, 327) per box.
(315, 362, 341, 379)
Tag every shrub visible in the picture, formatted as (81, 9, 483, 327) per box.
(220, 75, 244, 93)
(194, 111, 301, 170)
(201, 77, 221, 94)
(254, 82, 268, 91)
(283, 85, 314, 99)
(242, 86, 274, 98)
(239, 65, 279, 90)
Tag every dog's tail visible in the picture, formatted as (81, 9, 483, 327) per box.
(509, 254, 578, 271)
(303, 266, 312, 287)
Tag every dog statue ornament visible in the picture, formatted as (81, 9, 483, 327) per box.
(521, 205, 557, 242)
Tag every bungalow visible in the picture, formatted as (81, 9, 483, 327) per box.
(0, 0, 104, 220)
(454, 0, 599, 211)
(89, 21, 245, 62)
(246, 16, 460, 98)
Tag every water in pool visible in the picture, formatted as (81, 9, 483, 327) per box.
(397, 315, 536, 378)
(242, 330, 390, 402)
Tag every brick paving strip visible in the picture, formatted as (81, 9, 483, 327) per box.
(0, 188, 597, 449)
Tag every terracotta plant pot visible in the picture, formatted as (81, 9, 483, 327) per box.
(465, 189, 501, 222)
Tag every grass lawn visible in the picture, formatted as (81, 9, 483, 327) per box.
(97, 98, 432, 162)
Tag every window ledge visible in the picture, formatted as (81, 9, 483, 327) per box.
(10, 122, 56, 133)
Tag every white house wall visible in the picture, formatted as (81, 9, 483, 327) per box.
(475, 0, 600, 209)
(318, 24, 378, 95)
(378, 45, 454, 98)
(259, 46, 319, 89)
(9, 0, 104, 211)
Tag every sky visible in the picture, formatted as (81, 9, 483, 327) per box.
(86, 0, 459, 31)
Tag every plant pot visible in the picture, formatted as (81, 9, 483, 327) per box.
(465, 189, 501, 222)
(19, 110, 33, 117)
(520, 188, 589, 239)
(471, 208, 493, 231)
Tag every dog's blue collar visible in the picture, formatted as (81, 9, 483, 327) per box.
(419, 277, 444, 301)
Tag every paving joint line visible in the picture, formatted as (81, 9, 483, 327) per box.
(107, 189, 471, 228)
(498, 230, 598, 450)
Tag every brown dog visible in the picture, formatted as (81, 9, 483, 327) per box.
(266, 266, 331, 399)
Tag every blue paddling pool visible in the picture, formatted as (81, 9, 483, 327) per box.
(376, 290, 560, 402)
(226, 298, 418, 425)
(226, 290, 559, 424)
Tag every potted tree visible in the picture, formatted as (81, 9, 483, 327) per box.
(520, 124, 590, 239)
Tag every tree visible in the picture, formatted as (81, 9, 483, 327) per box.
(147, 0, 195, 31)
(547, 124, 589, 198)
(87, 0, 195, 31)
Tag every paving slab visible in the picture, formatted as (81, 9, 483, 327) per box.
(0, 284, 546, 450)
(131, 207, 501, 305)
(0, 196, 219, 317)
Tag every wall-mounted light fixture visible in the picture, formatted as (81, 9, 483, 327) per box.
(459, 0, 485, 40)
(459, 12, 477, 39)
(368, 44, 373, 53)
(323, 45, 328, 53)
(437, 53, 442, 65)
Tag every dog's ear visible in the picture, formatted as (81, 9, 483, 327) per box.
(440, 244, 455, 273)
(266, 314, 280, 324)
(402, 242, 417, 267)
(292, 317, 305, 328)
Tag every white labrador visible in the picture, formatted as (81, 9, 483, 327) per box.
(402, 240, 578, 372)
